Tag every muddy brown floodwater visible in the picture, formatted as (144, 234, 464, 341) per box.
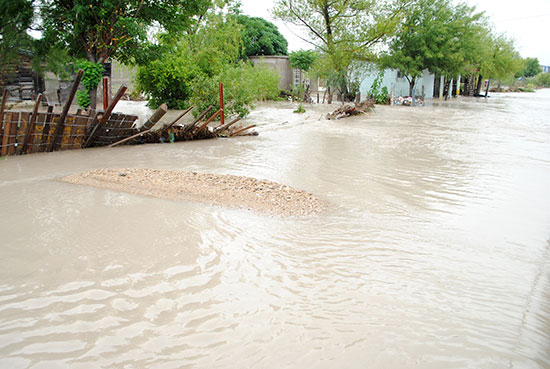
(1, 91, 549, 368)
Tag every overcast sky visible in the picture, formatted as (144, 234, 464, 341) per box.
(240, 0, 550, 65)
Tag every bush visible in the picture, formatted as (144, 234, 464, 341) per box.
(368, 73, 389, 104)
(535, 72, 550, 87)
(136, 56, 198, 109)
(136, 15, 280, 117)
(190, 62, 280, 118)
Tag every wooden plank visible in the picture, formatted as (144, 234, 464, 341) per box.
(84, 85, 127, 148)
(141, 103, 167, 131)
(60, 116, 75, 150)
(167, 106, 193, 129)
(103, 77, 109, 110)
(48, 69, 83, 152)
(0, 89, 8, 144)
(15, 112, 29, 155)
(195, 109, 221, 133)
(214, 117, 241, 134)
(1, 112, 12, 156)
(118, 115, 139, 144)
(7, 112, 19, 155)
(0, 112, 4, 146)
(183, 106, 213, 134)
(229, 124, 256, 137)
(39, 106, 55, 152)
(29, 112, 46, 153)
(21, 93, 43, 154)
(73, 116, 89, 148)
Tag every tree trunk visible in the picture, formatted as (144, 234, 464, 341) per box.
(409, 78, 415, 97)
(475, 74, 483, 96)
(327, 86, 332, 104)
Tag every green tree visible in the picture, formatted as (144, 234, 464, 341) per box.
(522, 57, 541, 78)
(274, 0, 410, 101)
(39, 0, 214, 108)
(380, 0, 487, 96)
(479, 33, 523, 83)
(236, 15, 288, 57)
(289, 50, 317, 72)
(0, 0, 33, 86)
(136, 14, 280, 116)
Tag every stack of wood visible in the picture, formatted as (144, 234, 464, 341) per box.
(326, 98, 375, 120)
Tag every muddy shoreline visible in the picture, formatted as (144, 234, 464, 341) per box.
(59, 168, 326, 216)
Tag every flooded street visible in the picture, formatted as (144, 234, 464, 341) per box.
(0, 91, 549, 368)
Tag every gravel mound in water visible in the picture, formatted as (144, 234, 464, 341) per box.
(60, 168, 326, 217)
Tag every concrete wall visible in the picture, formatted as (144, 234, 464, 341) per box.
(250, 55, 292, 90)
(360, 68, 434, 98)
(111, 60, 137, 92)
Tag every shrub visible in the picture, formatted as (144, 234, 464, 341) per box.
(190, 62, 280, 118)
(368, 73, 389, 104)
(534, 72, 550, 87)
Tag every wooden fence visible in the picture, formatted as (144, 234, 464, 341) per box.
(0, 72, 257, 157)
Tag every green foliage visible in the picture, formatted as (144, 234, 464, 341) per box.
(523, 58, 541, 78)
(136, 53, 200, 109)
(293, 104, 306, 113)
(137, 15, 280, 117)
(368, 72, 389, 104)
(534, 73, 550, 87)
(39, 0, 215, 65)
(236, 15, 288, 57)
(73, 60, 104, 108)
(0, 0, 33, 84)
(289, 50, 317, 72)
(274, 0, 408, 99)
(190, 62, 280, 117)
(381, 0, 486, 89)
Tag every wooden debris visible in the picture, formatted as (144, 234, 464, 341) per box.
(48, 69, 83, 151)
(84, 85, 128, 148)
(0, 84, 259, 156)
(326, 98, 375, 120)
(21, 93, 42, 154)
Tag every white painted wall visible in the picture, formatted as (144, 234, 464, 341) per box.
(360, 68, 434, 98)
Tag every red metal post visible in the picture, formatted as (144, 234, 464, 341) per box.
(103, 77, 109, 110)
(219, 82, 225, 125)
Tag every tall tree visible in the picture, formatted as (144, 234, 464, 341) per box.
(273, 0, 410, 100)
(0, 0, 34, 87)
(522, 57, 540, 78)
(380, 0, 486, 96)
(39, 0, 214, 108)
(236, 15, 288, 57)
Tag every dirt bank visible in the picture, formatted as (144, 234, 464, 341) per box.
(59, 168, 326, 216)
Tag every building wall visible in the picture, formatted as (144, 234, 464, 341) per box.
(111, 60, 137, 92)
(360, 68, 434, 98)
(250, 55, 292, 90)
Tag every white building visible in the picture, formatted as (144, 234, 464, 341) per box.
(360, 69, 435, 98)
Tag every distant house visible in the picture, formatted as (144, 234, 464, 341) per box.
(360, 68, 435, 98)
(3, 50, 45, 101)
(541, 65, 550, 73)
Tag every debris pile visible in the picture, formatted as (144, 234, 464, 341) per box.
(392, 96, 425, 106)
(326, 98, 375, 120)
